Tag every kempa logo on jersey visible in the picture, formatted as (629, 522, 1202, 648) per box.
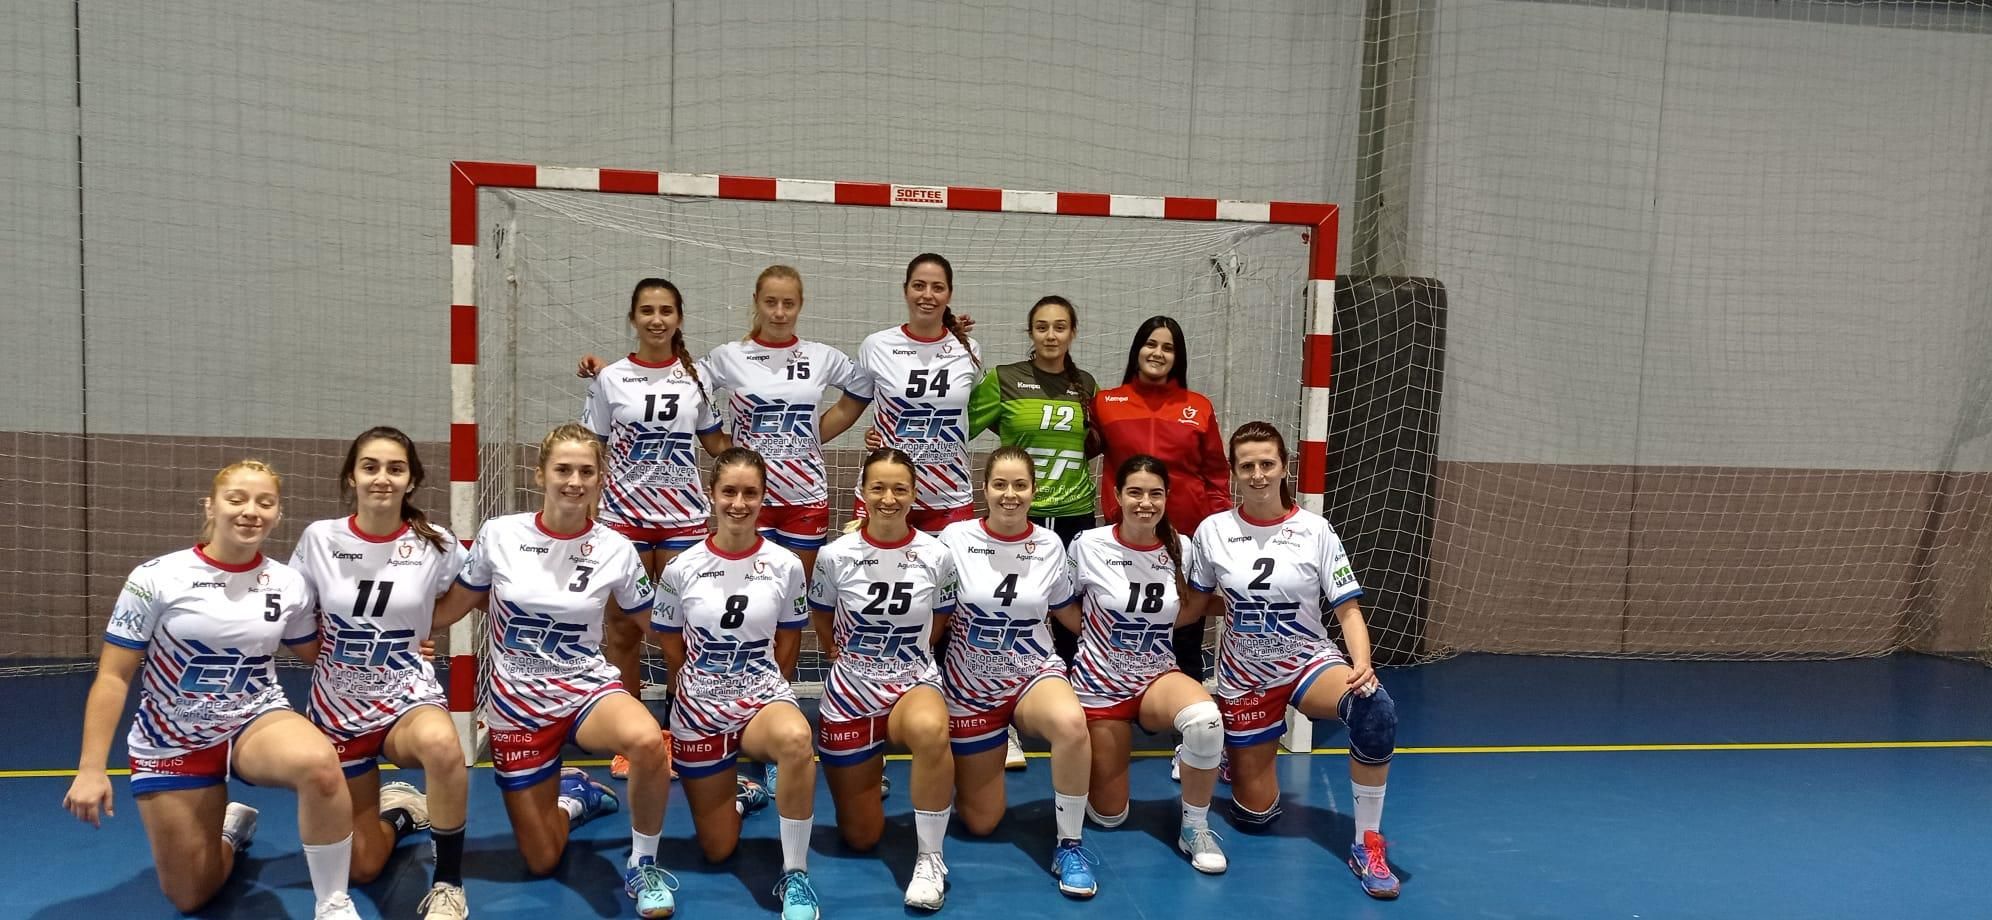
(1106, 559, 1133, 567)
(122, 581, 153, 602)
(620, 376, 649, 383)
(190, 580, 228, 588)
(332, 551, 365, 560)
(967, 547, 995, 555)
(891, 348, 918, 356)
(855, 558, 879, 566)
(519, 545, 550, 555)
(695, 570, 726, 579)
(1227, 536, 1254, 543)
(747, 353, 770, 361)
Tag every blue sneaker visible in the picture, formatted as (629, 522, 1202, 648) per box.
(1348, 830, 1400, 899)
(1051, 839, 1099, 898)
(774, 868, 820, 920)
(736, 776, 771, 815)
(623, 855, 679, 917)
(559, 767, 619, 826)
(763, 762, 780, 796)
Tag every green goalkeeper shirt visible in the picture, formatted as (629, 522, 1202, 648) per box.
(968, 359, 1100, 518)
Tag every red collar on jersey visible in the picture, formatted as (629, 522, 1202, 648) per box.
(193, 543, 264, 573)
(1239, 505, 1300, 528)
(979, 518, 1033, 543)
(705, 535, 765, 560)
(861, 525, 917, 550)
(752, 334, 800, 348)
(346, 515, 410, 543)
(534, 512, 591, 541)
(899, 323, 950, 344)
(1111, 525, 1164, 552)
(626, 352, 680, 370)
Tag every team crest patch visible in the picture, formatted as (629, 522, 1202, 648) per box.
(580, 542, 594, 557)
(397, 542, 414, 559)
(257, 571, 270, 586)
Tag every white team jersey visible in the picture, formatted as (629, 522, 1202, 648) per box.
(652, 537, 808, 734)
(290, 517, 464, 736)
(704, 337, 866, 507)
(853, 325, 982, 510)
(808, 528, 958, 687)
(104, 547, 317, 757)
(937, 520, 1073, 700)
(581, 354, 723, 531)
(1191, 507, 1363, 695)
(1067, 526, 1199, 705)
(457, 512, 653, 729)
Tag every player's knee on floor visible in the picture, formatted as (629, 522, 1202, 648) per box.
(1338, 685, 1397, 765)
(1174, 700, 1224, 771)
(1230, 794, 1284, 832)
(1085, 801, 1129, 828)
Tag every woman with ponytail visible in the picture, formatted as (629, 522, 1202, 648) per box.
(1067, 455, 1227, 877)
(582, 277, 732, 781)
(290, 427, 472, 918)
(844, 253, 984, 533)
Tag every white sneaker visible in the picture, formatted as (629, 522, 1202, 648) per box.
(1005, 726, 1028, 771)
(903, 852, 949, 910)
(380, 780, 432, 831)
(1170, 745, 1182, 782)
(1178, 824, 1228, 875)
(314, 891, 364, 920)
(418, 882, 469, 920)
(221, 802, 258, 852)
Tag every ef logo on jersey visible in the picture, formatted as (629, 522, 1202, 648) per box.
(961, 606, 1036, 652)
(627, 429, 696, 465)
(499, 613, 592, 660)
(328, 626, 418, 668)
(892, 407, 962, 441)
(690, 628, 769, 674)
(746, 399, 815, 436)
(180, 650, 273, 694)
(1104, 611, 1172, 655)
(845, 619, 927, 660)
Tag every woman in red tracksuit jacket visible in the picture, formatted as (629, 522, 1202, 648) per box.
(1093, 315, 1232, 681)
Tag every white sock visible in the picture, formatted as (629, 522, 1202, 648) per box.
(629, 828, 660, 867)
(558, 795, 585, 823)
(913, 807, 951, 856)
(779, 815, 811, 873)
(1352, 781, 1387, 844)
(1054, 792, 1087, 842)
(1181, 801, 1209, 830)
(301, 834, 353, 905)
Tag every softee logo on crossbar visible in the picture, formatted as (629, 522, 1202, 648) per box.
(892, 185, 946, 207)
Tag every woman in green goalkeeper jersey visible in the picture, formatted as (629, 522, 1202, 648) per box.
(967, 295, 1102, 661)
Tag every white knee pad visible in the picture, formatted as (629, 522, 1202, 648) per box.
(1174, 700, 1224, 771)
(1085, 801, 1129, 828)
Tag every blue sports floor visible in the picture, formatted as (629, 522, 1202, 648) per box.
(6, 654, 1989, 919)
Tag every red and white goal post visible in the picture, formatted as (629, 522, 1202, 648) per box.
(445, 160, 1341, 763)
